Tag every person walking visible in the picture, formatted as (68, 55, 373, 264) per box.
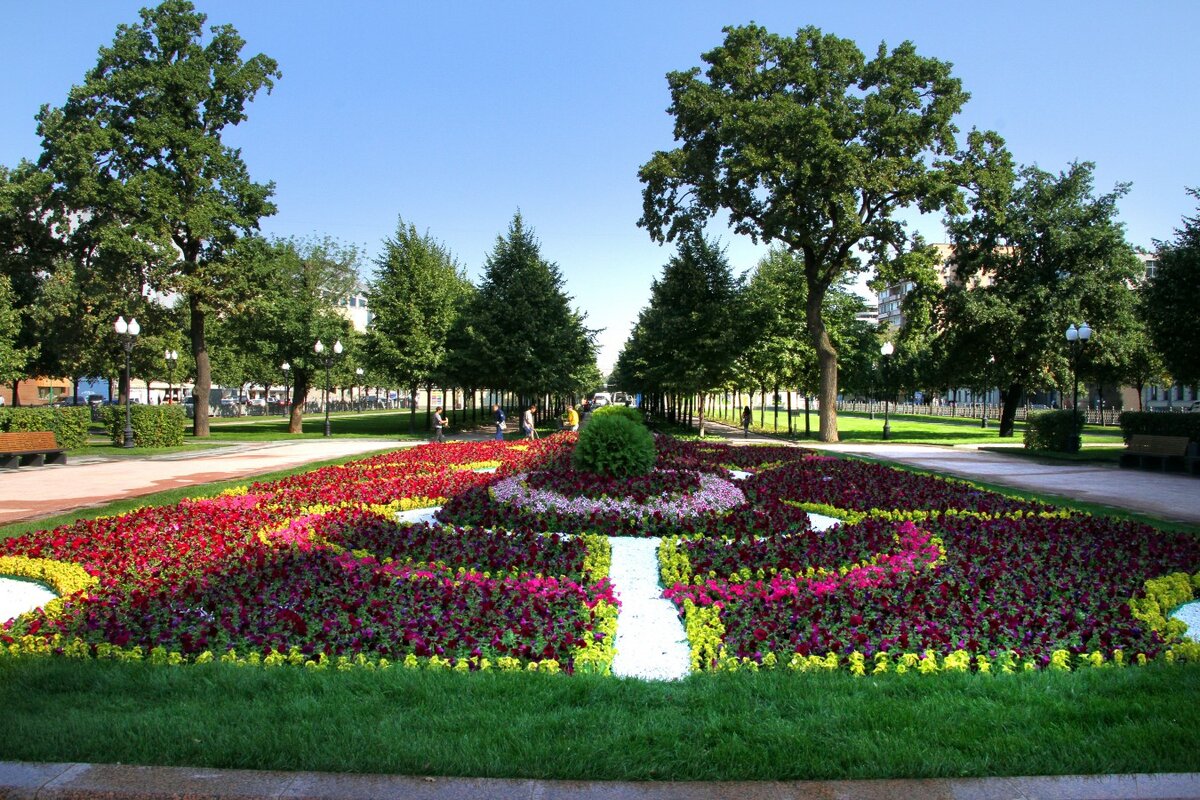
(493, 403, 506, 441)
(433, 406, 447, 443)
(741, 405, 752, 438)
(564, 404, 579, 432)
(522, 404, 538, 440)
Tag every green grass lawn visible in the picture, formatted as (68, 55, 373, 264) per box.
(200, 409, 432, 440)
(1, 658, 1197, 780)
(706, 407, 1124, 447)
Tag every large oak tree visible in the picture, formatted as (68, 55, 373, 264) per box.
(639, 24, 968, 441)
(36, 0, 280, 435)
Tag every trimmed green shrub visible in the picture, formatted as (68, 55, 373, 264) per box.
(591, 404, 643, 425)
(1023, 410, 1085, 453)
(1118, 411, 1200, 444)
(102, 405, 186, 448)
(572, 413, 656, 478)
(0, 406, 91, 449)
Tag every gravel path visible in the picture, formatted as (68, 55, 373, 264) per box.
(608, 537, 691, 681)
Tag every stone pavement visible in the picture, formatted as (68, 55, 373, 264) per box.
(0, 438, 406, 525)
(2, 762, 1198, 799)
(701, 421, 1200, 527)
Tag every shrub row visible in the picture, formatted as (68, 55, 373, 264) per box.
(0, 407, 90, 449)
(102, 405, 186, 447)
(1118, 411, 1200, 444)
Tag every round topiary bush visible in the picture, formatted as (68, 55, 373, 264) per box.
(573, 413, 656, 478)
(591, 404, 643, 426)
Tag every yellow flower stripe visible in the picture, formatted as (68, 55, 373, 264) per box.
(1129, 570, 1200, 643)
(0, 555, 97, 621)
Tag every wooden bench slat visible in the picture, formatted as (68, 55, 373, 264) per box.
(0, 430, 66, 469)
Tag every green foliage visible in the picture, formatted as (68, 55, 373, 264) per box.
(103, 405, 186, 448)
(1144, 191, 1200, 385)
(0, 407, 90, 449)
(367, 219, 469, 397)
(572, 414, 655, 478)
(617, 235, 740, 399)
(1118, 412, 1200, 444)
(453, 213, 598, 398)
(0, 275, 28, 384)
(1023, 411, 1085, 453)
(36, 1, 281, 436)
(939, 153, 1143, 436)
(639, 24, 970, 441)
(591, 404, 642, 425)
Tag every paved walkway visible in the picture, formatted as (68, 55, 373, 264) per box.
(0, 439, 406, 526)
(700, 421, 1200, 526)
(3, 761, 1198, 799)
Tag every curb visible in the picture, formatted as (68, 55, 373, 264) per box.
(2, 762, 1199, 799)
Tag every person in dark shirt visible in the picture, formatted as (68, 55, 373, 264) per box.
(492, 403, 506, 441)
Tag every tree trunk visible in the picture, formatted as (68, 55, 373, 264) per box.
(759, 386, 766, 428)
(190, 297, 211, 437)
(998, 381, 1023, 438)
(289, 370, 308, 433)
(11, 379, 21, 407)
(805, 286, 839, 442)
(408, 386, 417, 433)
(697, 392, 706, 437)
(773, 386, 779, 431)
(787, 390, 793, 435)
(804, 394, 811, 437)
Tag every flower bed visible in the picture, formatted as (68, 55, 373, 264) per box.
(3, 432, 1198, 678)
(1, 437, 618, 673)
(663, 512, 1200, 672)
(744, 457, 1051, 516)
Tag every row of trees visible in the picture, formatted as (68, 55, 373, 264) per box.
(632, 23, 1198, 440)
(0, 2, 601, 434)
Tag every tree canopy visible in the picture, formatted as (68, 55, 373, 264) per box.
(938, 147, 1141, 436)
(639, 23, 969, 441)
(456, 213, 598, 402)
(35, 0, 279, 434)
(366, 219, 470, 431)
(1144, 191, 1200, 386)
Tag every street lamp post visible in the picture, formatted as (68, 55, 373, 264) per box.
(355, 367, 364, 412)
(1065, 322, 1092, 452)
(281, 362, 290, 418)
(980, 355, 995, 429)
(164, 349, 178, 405)
(880, 341, 894, 440)
(314, 339, 342, 437)
(114, 316, 140, 448)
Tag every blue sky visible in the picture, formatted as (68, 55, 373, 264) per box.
(3, 1, 1197, 372)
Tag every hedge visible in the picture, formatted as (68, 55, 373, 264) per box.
(0, 407, 91, 450)
(102, 405, 186, 448)
(1023, 410, 1085, 453)
(1118, 412, 1200, 444)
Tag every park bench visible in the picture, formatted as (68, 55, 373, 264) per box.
(0, 431, 67, 469)
(1118, 434, 1191, 473)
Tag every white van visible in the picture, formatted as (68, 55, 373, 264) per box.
(592, 392, 612, 408)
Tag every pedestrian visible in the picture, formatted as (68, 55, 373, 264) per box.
(522, 403, 538, 440)
(564, 404, 579, 432)
(433, 406, 447, 443)
(741, 405, 752, 438)
(493, 403, 506, 441)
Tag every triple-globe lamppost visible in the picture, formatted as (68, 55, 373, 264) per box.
(1065, 322, 1092, 452)
(355, 367, 364, 412)
(880, 341, 894, 440)
(313, 339, 342, 437)
(164, 349, 178, 405)
(114, 316, 140, 449)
